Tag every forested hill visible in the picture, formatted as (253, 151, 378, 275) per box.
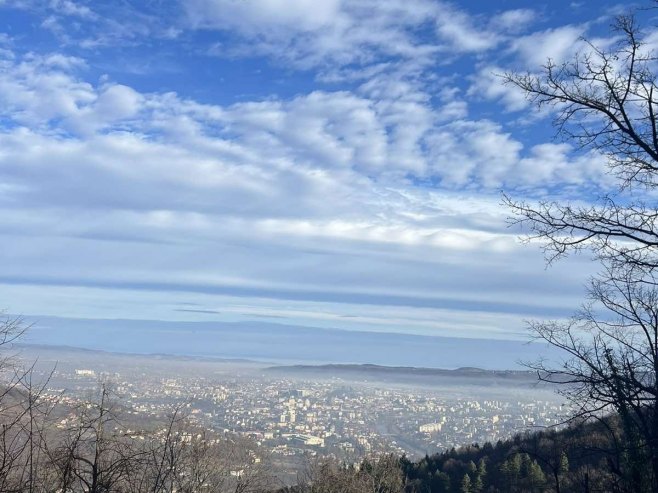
(399, 419, 618, 493)
(279, 417, 630, 493)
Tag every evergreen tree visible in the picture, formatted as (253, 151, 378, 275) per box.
(473, 458, 486, 493)
(559, 451, 568, 476)
(460, 473, 471, 493)
(431, 470, 450, 493)
(527, 459, 546, 492)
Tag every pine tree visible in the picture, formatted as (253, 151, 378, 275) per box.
(527, 459, 546, 492)
(460, 473, 471, 493)
(473, 458, 486, 493)
(559, 452, 568, 475)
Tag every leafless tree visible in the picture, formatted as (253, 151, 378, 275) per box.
(133, 403, 188, 493)
(503, 12, 658, 270)
(46, 383, 147, 493)
(0, 316, 275, 493)
(167, 429, 272, 493)
(503, 4, 658, 492)
(293, 455, 407, 493)
(124, 403, 274, 493)
(524, 263, 658, 491)
(0, 314, 59, 493)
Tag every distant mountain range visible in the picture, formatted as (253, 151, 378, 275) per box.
(266, 363, 549, 387)
(14, 343, 263, 364)
(19, 315, 561, 370)
(14, 344, 551, 388)
(268, 363, 533, 377)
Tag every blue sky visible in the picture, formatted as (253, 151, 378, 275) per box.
(0, 0, 647, 343)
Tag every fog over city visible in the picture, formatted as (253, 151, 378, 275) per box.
(15, 345, 566, 476)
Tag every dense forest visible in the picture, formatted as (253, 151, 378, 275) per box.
(280, 415, 643, 493)
(400, 418, 630, 493)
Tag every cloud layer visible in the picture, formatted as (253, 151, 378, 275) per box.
(0, 0, 630, 342)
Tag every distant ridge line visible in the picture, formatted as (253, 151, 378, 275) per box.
(266, 363, 536, 379)
(12, 343, 265, 364)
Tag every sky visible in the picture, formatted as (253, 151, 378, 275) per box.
(0, 0, 648, 347)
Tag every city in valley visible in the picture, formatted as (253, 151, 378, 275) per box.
(16, 345, 566, 480)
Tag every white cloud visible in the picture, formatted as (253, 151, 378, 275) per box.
(186, 0, 342, 32)
(92, 84, 142, 120)
(489, 8, 536, 32)
(423, 118, 609, 190)
(0, 53, 144, 135)
(49, 0, 96, 19)
(3, 0, 179, 48)
(434, 6, 499, 53)
(509, 24, 586, 67)
(188, 0, 525, 69)
(467, 65, 530, 111)
(0, 48, 611, 202)
(515, 143, 609, 187)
